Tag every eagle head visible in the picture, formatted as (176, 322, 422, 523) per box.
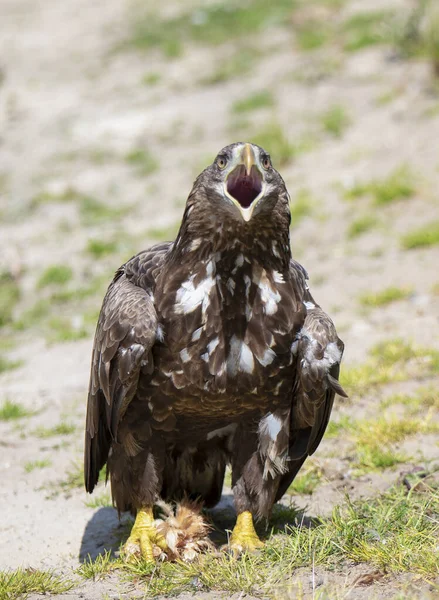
(194, 142, 289, 225)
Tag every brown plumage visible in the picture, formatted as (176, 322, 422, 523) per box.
(84, 142, 346, 557)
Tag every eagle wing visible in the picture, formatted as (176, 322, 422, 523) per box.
(275, 263, 346, 500)
(84, 244, 170, 493)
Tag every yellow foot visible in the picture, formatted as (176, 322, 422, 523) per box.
(122, 507, 168, 563)
(228, 511, 264, 555)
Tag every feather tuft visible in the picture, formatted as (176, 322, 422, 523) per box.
(154, 498, 215, 562)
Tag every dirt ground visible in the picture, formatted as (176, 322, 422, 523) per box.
(1, 0, 439, 598)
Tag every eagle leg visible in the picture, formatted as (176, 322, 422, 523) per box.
(123, 507, 168, 562)
(228, 511, 264, 555)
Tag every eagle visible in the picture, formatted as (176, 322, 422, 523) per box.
(84, 142, 346, 560)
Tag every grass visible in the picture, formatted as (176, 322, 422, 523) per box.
(12, 299, 51, 332)
(142, 72, 161, 86)
(393, 1, 439, 77)
(251, 124, 295, 166)
(86, 239, 118, 258)
(359, 285, 413, 308)
(0, 568, 73, 600)
(320, 105, 351, 138)
(125, 149, 159, 176)
(342, 10, 393, 52)
(401, 221, 439, 249)
(76, 486, 439, 595)
(345, 166, 415, 205)
(79, 196, 124, 226)
(340, 338, 439, 396)
(0, 355, 22, 374)
(353, 414, 436, 470)
(231, 91, 274, 114)
(250, 124, 317, 167)
(37, 265, 73, 289)
(0, 400, 32, 421)
(290, 189, 315, 227)
(381, 386, 439, 414)
(329, 410, 434, 471)
(124, 0, 293, 56)
(296, 21, 330, 51)
(347, 214, 378, 238)
(85, 492, 113, 509)
(0, 271, 20, 327)
(145, 223, 180, 242)
(47, 462, 107, 496)
(30, 188, 124, 225)
(202, 47, 258, 84)
(288, 465, 322, 494)
(33, 422, 76, 438)
(24, 459, 52, 473)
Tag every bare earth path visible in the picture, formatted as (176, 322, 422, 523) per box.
(1, 0, 439, 598)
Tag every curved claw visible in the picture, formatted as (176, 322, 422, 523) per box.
(122, 507, 168, 563)
(227, 511, 265, 556)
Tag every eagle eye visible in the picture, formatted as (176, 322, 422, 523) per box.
(216, 156, 228, 170)
(262, 155, 271, 170)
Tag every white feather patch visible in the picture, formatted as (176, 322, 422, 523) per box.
(256, 347, 276, 366)
(175, 270, 215, 315)
(227, 335, 254, 376)
(259, 413, 282, 441)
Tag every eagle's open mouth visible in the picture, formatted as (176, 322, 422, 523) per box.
(226, 165, 263, 209)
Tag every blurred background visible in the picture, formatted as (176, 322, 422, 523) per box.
(0, 0, 439, 586)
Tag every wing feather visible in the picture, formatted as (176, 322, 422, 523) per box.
(84, 252, 165, 493)
(276, 266, 346, 501)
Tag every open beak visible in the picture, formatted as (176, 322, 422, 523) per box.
(225, 144, 264, 222)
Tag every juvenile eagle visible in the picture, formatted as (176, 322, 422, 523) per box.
(84, 142, 346, 559)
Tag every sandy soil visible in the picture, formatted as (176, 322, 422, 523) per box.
(1, 0, 439, 598)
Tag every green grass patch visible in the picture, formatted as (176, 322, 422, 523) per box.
(359, 285, 413, 307)
(288, 465, 322, 494)
(79, 196, 124, 226)
(251, 124, 295, 166)
(320, 104, 351, 138)
(345, 166, 415, 205)
(231, 91, 274, 114)
(393, 1, 439, 77)
(125, 148, 159, 176)
(30, 188, 124, 225)
(125, 0, 293, 56)
(342, 10, 393, 52)
(77, 486, 439, 594)
(0, 568, 74, 599)
(48, 462, 107, 496)
(296, 21, 330, 51)
(86, 239, 118, 258)
(381, 386, 439, 414)
(142, 72, 161, 86)
(24, 459, 52, 473)
(37, 265, 73, 289)
(12, 300, 51, 332)
(0, 271, 20, 327)
(46, 317, 89, 343)
(0, 355, 22, 374)
(251, 124, 316, 167)
(85, 492, 113, 509)
(145, 223, 180, 242)
(202, 47, 258, 84)
(0, 400, 32, 421)
(290, 189, 315, 227)
(347, 214, 378, 238)
(401, 221, 439, 249)
(33, 422, 76, 438)
(340, 338, 439, 396)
